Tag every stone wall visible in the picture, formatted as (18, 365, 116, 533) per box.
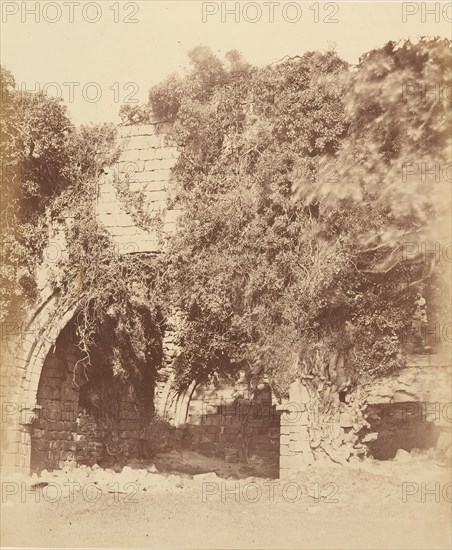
(363, 403, 441, 460)
(4, 120, 450, 479)
(0, 121, 180, 476)
(29, 322, 153, 473)
(276, 357, 451, 478)
(97, 122, 181, 254)
(364, 356, 451, 409)
(75, 386, 144, 468)
(277, 381, 314, 479)
(361, 356, 451, 460)
(180, 381, 280, 475)
(30, 324, 79, 471)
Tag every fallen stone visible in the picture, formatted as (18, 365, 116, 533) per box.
(396, 372, 416, 386)
(393, 391, 417, 403)
(147, 464, 158, 474)
(344, 432, 358, 444)
(394, 449, 411, 462)
(92, 464, 101, 471)
(362, 432, 378, 443)
(339, 412, 353, 428)
(193, 472, 218, 483)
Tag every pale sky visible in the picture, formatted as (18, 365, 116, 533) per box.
(1, 1, 451, 125)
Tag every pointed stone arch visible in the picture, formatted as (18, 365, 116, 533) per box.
(1, 287, 79, 474)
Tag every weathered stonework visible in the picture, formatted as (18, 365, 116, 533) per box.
(365, 355, 451, 410)
(2, 121, 450, 479)
(96, 123, 181, 253)
(28, 323, 151, 472)
(0, 122, 180, 475)
(275, 356, 451, 478)
(181, 381, 280, 476)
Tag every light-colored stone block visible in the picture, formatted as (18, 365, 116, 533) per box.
(119, 148, 155, 162)
(289, 440, 311, 453)
(124, 134, 163, 150)
(280, 444, 290, 456)
(154, 147, 179, 161)
(279, 467, 300, 480)
(118, 124, 157, 138)
(117, 160, 146, 173)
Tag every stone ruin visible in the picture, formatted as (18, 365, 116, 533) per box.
(1, 122, 450, 479)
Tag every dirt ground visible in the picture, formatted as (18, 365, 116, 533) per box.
(1, 451, 451, 549)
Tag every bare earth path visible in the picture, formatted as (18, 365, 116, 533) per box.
(1, 454, 450, 549)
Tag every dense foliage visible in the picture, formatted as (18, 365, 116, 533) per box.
(3, 40, 450, 463)
(2, 38, 450, 402)
(135, 40, 451, 394)
(1, 67, 163, 404)
(1, 67, 72, 320)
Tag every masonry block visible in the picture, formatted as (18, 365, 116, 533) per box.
(289, 439, 312, 453)
(280, 444, 290, 456)
(279, 454, 300, 470)
(289, 426, 310, 441)
(118, 160, 146, 172)
(39, 387, 60, 400)
(123, 134, 163, 150)
(154, 147, 179, 161)
(120, 148, 155, 162)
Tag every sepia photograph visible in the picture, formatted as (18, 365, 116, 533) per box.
(0, 1, 451, 548)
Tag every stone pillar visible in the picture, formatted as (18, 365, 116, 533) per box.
(277, 378, 314, 479)
(0, 331, 37, 476)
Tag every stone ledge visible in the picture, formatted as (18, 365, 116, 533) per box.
(365, 364, 452, 405)
(120, 134, 166, 150)
(118, 124, 158, 137)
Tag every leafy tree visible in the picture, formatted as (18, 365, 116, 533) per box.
(1, 66, 163, 428)
(1, 67, 74, 321)
(148, 41, 450, 462)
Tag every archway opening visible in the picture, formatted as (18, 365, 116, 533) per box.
(171, 379, 281, 479)
(30, 316, 160, 473)
(361, 402, 441, 460)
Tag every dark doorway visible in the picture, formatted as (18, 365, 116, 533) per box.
(363, 402, 441, 460)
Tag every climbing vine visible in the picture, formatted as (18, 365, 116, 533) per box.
(113, 171, 165, 234)
(48, 125, 164, 393)
(1, 67, 165, 417)
(137, 41, 450, 398)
